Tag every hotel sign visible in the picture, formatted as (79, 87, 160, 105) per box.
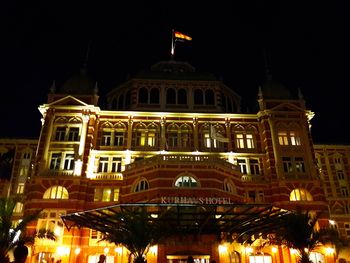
(161, 196, 232, 205)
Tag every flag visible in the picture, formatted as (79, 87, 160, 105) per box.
(174, 31, 192, 41)
(210, 125, 230, 143)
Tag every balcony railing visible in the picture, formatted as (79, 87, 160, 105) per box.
(125, 154, 240, 172)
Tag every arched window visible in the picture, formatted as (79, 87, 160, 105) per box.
(194, 89, 203, 104)
(166, 88, 176, 104)
(180, 124, 191, 148)
(138, 88, 148, 103)
(43, 186, 69, 199)
(133, 123, 147, 147)
(134, 179, 149, 192)
(178, 89, 187, 104)
(175, 175, 199, 187)
(205, 89, 215, 105)
(150, 88, 160, 104)
(117, 94, 124, 110)
(290, 188, 313, 201)
(223, 179, 236, 194)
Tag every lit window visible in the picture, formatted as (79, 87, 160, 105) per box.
(16, 183, 25, 194)
(246, 134, 254, 148)
(237, 159, 247, 174)
(175, 175, 198, 188)
(235, 133, 245, 149)
(294, 157, 305, 173)
(19, 166, 29, 176)
(37, 210, 65, 242)
(43, 186, 69, 199)
(290, 131, 301, 145)
(278, 131, 289, 145)
(135, 179, 149, 192)
(93, 187, 120, 202)
(290, 188, 313, 201)
(148, 132, 156, 146)
(13, 202, 23, 213)
(234, 132, 255, 149)
(204, 132, 211, 148)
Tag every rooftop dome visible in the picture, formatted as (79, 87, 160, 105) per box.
(260, 76, 293, 100)
(60, 68, 96, 95)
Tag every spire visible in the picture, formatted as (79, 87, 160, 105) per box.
(94, 82, 99, 95)
(298, 87, 304, 100)
(263, 49, 272, 81)
(81, 40, 92, 74)
(258, 86, 263, 99)
(50, 80, 56, 93)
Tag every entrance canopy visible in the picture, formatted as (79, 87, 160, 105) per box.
(61, 203, 289, 242)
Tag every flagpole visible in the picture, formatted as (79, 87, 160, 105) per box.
(171, 29, 175, 59)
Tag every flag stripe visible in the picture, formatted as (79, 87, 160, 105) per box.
(174, 31, 192, 41)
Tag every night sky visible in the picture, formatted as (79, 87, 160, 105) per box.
(1, 1, 349, 144)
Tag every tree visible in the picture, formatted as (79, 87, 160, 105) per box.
(101, 207, 173, 263)
(269, 209, 347, 263)
(0, 197, 56, 262)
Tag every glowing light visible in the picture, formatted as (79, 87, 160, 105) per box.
(149, 245, 158, 255)
(57, 246, 70, 256)
(104, 247, 110, 254)
(290, 249, 297, 254)
(325, 247, 335, 254)
(304, 248, 309, 253)
(329, 220, 336, 225)
(218, 245, 227, 254)
(215, 214, 222, 219)
(73, 159, 82, 176)
(115, 247, 122, 254)
(150, 213, 158, 218)
(74, 247, 81, 255)
(271, 247, 278, 253)
(245, 247, 253, 254)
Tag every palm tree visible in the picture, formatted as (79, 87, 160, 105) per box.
(0, 197, 56, 262)
(101, 207, 173, 263)
(270, 209, 346, 263)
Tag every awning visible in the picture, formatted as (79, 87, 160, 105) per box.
(61, 203, 289, 242)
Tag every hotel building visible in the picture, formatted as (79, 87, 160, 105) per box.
(1, 60, 349, 263)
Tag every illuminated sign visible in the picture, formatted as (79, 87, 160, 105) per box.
(161, 196, 232, 205)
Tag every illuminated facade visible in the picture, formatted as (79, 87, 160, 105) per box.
(1, 60, 349, 263)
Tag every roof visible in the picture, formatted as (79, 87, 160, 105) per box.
(61, 203, 290, 242)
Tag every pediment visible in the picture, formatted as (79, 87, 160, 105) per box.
(47, 96, 89, 107)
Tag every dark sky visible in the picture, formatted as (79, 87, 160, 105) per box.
(1, 1, 349, 144)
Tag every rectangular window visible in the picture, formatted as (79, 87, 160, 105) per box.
(50, 153, 61, 170)
(102, 131, 112, 146)
(235, 133, 245, 149)
(37, 210, 65, 243)
(282, 157, 293, 173)
(295, 157, 305, 173)
(246, 134, 255, 148)
(63, 154, 75, 170)
(136, 131, 146, 146)
(168, 132, 178, 147)
(249, 159, 260, 175)
(237, 159, 247, 174)
(94, 188, 119, 202)
(204, 133, 211, 148)
(147, 132, 156, 146)
(55, 127, 66, 141)
(278, 131, 289, 145)
(113, 188, 120, 201)
(337, 170, 345, 180)
(341, 187, 349, 197)
(114, 132, 124, 146)
(23, 152, 31, 159)
(290, 131, 301, 145)
(17, 183, 25, 194)
(102, 188, 112, 201)
(68, 127, 80, 141)
(111, 157, 122, 172)
(98, 157, 109, 173)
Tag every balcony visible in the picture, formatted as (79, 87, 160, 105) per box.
(125, 154, 240, 172)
